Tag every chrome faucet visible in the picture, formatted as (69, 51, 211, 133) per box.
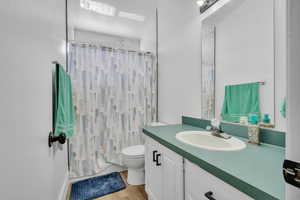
(209, 119, 231, 140)
(211, 126, 223, 138)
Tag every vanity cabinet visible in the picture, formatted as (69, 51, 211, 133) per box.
(145, 136, 252, 200)
(185, 160, 253, 200)
(145, 136, 184, 200)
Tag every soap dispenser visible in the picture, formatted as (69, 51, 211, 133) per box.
(248, 125, 260, 145)
(248, 115, 260, 145)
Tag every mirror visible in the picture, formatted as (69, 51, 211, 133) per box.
(201, 0, 285, 129)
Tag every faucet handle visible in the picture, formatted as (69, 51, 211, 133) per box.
(206, 126, 212, 131)
(211, 118, 221, 128)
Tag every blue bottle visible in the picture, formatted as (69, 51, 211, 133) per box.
(263, 114, 271, 123)
(248, 114, 258, 124)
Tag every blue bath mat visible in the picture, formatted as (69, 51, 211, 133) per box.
(70, 172, 126, 200)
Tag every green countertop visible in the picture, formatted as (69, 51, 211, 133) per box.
(143, 124, 285, 200)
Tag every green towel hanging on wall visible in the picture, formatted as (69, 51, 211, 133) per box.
(54, 64, 75, 138)
(221, 82, 261, 123)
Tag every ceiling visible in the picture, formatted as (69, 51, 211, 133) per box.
(68, 0, 157, 39)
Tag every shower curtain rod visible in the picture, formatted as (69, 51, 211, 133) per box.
(68, 40, 153, 55)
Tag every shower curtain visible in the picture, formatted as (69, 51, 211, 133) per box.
(68, 43, 157, 178)
(201, 25, 215, 120)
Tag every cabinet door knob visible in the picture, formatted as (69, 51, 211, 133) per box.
(205, 191, 216, 200)
(153, 150, 158, 162)
(155, 153, 162, 166)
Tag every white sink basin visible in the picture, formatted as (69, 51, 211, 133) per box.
(176, 131, 246, 151)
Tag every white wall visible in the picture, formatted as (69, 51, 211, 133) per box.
(0, 1, 68, 199)
(73, 28, 141, 51)
(287, 0, 300, 198)
(157, 0, 202, 124)
(68, 0, 157, 39)
(274, 0, 288, 132)
(72, 9, 157, 54)
(140, 10, 157, 53)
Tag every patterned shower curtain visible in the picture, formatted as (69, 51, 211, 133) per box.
(68, 43, 157, 178)
(201, 25, 215, 120)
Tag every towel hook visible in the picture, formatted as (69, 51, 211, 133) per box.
(48, 132, 66, 147)
(52, 61, 59, 65)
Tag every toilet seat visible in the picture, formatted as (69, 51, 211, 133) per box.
(122, 145, 144, 159)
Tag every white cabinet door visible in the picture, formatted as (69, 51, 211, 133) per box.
(145, 136, 162, 200)
(185, 159, 253, 200)
(161, 145, 184, 200)
(145, 136, 184, 200)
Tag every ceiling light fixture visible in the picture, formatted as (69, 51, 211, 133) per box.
(118, 11, 145, 22)
(80, 0, 116, 16)
(198, 0, 220, 14)
(197, 0, 206, 7)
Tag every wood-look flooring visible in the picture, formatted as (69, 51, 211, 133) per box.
(67, 171, 148, 200)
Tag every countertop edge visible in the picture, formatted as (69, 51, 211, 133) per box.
(143, 127, 279, 200)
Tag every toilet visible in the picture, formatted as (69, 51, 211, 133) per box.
(122, 122, 166, 185)
(122, 145, 145, 185)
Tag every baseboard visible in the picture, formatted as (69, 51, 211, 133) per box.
(58, 171, 70, 200)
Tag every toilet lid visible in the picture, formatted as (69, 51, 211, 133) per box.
(122, 145, 144, 158)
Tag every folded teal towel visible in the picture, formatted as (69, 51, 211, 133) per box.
(54, 64, 75, 138)
(221, 82, 261, 122)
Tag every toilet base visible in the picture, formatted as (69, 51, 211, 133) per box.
(127, 168, 145, 185)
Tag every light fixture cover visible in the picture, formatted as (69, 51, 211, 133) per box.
(80, 0, 116, 16)
(199, 0, 220, 14)
(118, 11, 145, 22)
(197, 0, 205, 7)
